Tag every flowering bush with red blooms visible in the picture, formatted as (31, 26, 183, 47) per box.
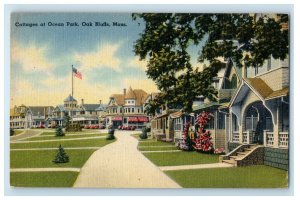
(193, 111, 214, 153)
(214, 147, 225, 155)
(178, 121, 193, 151)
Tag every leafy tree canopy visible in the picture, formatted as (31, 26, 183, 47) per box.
(133, 13, 288, 113)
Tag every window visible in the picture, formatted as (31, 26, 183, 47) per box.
(245, 106, 259, 130)
(174, 118, 182, 131)
(90, 111, 92, 115)
(230, 74, 237, 89)
(132, 108, 134, 113)
(281, 102, 289, 132)
(217, 112, 225, 129)
(166, 118, 168, 129)
(137, 108, 140, 113)
(232, 114, 238, 131)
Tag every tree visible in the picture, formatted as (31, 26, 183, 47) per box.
(133, 13, 288, 112)
(55, 125, 65, 137)
(53, 145, 69, 163)
(63, 113, 71, 128)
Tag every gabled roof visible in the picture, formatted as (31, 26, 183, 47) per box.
(134, 89, 148, 106)
(28, 106, 54, 116)
(125, 86, 136, 99)
(64, 94, 77, 102)
(95, 104, 107, 111)
(245, 78, 273, 99)
(82, 104, 101, 111)
(110, 94, 125, 106)
(55, 105, 65, 111)
(265, 87, 289, 100)
(230, 77, 289, 106)
(10, 108, 20, 117)
(109, 88, 148, 106)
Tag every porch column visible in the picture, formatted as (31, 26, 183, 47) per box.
(239, 124, 243, 144)
(272, 102, 280, 148)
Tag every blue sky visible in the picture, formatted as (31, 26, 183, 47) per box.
(10, 13, 203, 106)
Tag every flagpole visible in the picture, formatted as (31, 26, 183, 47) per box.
(71, 65, 73, 124)
(71, 65, 73, 97)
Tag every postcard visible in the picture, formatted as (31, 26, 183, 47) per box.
(9, 12, 289, 188)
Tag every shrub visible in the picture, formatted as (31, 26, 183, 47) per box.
(53, 145, 69, 163)
(55, 125, 65, 137)
(178, 122, 193, 151)
(193, 111, 214, 153)
(10, 128, 15, 136)
(139, 127, 148, 139)
(106, 128, 115, 140)
(65, 123, 82, 132)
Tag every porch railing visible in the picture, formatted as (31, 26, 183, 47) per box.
(279, 132, 288, 148)
(264, 130, 274, 146)
(232, 131, 239, 143)
(242, 131, 248, 143)
(242, 130, 255, 144)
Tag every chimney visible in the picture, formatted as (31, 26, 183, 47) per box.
(242, 65, 247, 79)
(123, 88, 126, 96)
(81, 99, 84, 105)
(99, 100, 102, 105)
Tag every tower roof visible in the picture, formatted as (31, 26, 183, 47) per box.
(64, 94, 77, 102)
(125, 86, 136, 99)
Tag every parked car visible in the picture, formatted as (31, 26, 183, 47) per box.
(84, 125, 90, 129)
(99, 124, 105, 129)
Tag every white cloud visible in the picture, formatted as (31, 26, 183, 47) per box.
(11, 42, 53, 73)
(74, 43, 122, 72)
(128, 56, 148, 71)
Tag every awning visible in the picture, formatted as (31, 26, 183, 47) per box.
(128, 117, 139, 122)
(112, 116, 122, 121)
(138, 116, 149, 122)
(127, 116, 149, 122)
(170, 111, 183, 119)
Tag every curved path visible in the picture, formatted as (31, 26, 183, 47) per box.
(73, 131, 181, 188)
(10, 129, 42, 142)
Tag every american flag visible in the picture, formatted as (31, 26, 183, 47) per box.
(72, 67, 82, 79)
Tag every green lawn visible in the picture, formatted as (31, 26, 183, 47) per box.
(10, 171, 78, 187)
(11, 149, 97, 168)
(143, 151, 219, 166)
(165, 165, 288, 188)
(12, 130, 24, 136)
(139, 139, 175, 147)
(138, 146, 179, 151)
(10, 138, 114, 149)
(22, 134, 105, 141)
(40, 131, 106, 136)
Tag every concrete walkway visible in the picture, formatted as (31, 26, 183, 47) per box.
(11, 168, 81, 172)
(10, 130, 42, 142)
(11, 147, 101, 151)
(73, 131, 181, 188)
(159, 162, 233, 171)
(10, 135, 106, 143)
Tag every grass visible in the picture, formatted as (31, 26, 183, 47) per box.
(138, 146, 179, 151)
(10, 138, 115, 149)
(143, 151, 219, 166)
(22, 134, 105, 141)
(12, 130, 24, 136)
(40, 131, 106, 136)
(165, 165, 288, 188)
(10, 149, 98, 168)
(10, 171, 78, 187)
(138, 139, 175, 147)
